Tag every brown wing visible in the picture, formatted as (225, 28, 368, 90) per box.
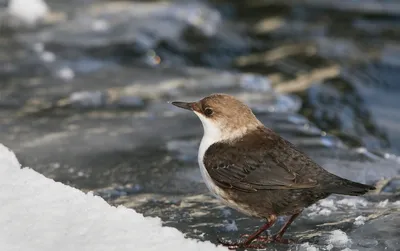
(203, 128, 319, 192)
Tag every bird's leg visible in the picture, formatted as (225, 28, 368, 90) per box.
(218, 215, 277, 249)
(271, 212, 301, 244)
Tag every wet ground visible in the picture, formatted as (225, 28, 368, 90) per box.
(1, 0, 400, 250)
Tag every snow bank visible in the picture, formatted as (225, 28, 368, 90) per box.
(0, 144, 226, 251)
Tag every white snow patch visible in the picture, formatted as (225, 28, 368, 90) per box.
(354, 216, 367, 226)
(377, 199, 389, 208)
(327, 230, 352, 248)
(299, 242, 319, 251)
(7, 0, 49, 25)
(0, 144, 227, 251)
(336, 198, 368, 208)
(393, 201, 400, 206)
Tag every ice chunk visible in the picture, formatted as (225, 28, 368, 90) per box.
(307, 198, 337, 217)
(327, 230, 352, 248)
(354, 216, 367, 226)
(7, 0, 49, 25)
(377, 199, 389, 208)
(336, 198, 368, 208)
(299, 242, 319, 251)
(56, 67, 75, 80)
(319, 199, 338, 210)
(0, 144, 226, 251)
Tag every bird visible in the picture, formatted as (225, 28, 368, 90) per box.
(171, 93, 375, 249)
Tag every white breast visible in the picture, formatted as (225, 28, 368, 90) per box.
(194, 112, 226, 199)
(193, 111, 262, 217)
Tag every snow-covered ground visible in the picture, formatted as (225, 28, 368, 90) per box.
(0, 144, 226, 251)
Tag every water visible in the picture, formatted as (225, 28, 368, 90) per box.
(1, 0, 400, 250)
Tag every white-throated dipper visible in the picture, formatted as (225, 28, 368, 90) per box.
(171, 93, 375, 249)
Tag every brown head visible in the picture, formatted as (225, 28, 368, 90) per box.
(171, 94, 262, 142)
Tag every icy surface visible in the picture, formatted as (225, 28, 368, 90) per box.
(0, 144, 226, 251)
(7, 0, 48, 25)
(328, 230, 352, 248)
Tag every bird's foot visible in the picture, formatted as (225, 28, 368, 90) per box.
(270, 235, 295, 244)
(217, 237, 271, 250)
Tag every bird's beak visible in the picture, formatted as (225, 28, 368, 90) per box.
(171, 101, 193, 111)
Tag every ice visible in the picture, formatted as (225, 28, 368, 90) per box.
(40, 51, 56, 63)
(354, 216, 367, 226)
(307, 198, 338, 217)
(57, 67, 75, 80)
(318, 208, 332, 216)
(0, 144, 226, 251)
(223, 220, 238, 232)
(299, 242, 320, 251)
(7, 0, 49, 25)
(377, 199, 389, 208)
(336, 198, 368, 208)
(327, 230, 352, 248)
(319, 199, 338, 210)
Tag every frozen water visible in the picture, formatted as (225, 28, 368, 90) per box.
(7, 0, 48, 25)
(222, 220, 238, 232)
(336, 198, 368, 208)
(299, 242, 319, 251)
(354, 216, 367, 226)
(0, 144, 226, 251)
(377, 199, 389, 208)
(327, 230, 352, 248)
(56, 67, 75, 80)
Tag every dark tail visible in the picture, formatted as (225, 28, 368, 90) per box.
(325, 176, 375, 196)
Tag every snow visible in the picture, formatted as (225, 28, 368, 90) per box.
(7, 0, 49, 25)
(0, 144, 226, 251)
(327, 230, 352, 248)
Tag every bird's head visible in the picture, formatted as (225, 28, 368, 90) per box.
(171, 93, 262, 142)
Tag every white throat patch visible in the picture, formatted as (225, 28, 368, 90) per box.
(194, 112, 222, 162)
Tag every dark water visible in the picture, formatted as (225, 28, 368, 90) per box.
(1, 0, 400, 250)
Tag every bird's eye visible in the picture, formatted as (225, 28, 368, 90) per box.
(204, 107, 213, 116)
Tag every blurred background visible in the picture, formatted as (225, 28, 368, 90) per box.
(1, 0, 400, 250)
